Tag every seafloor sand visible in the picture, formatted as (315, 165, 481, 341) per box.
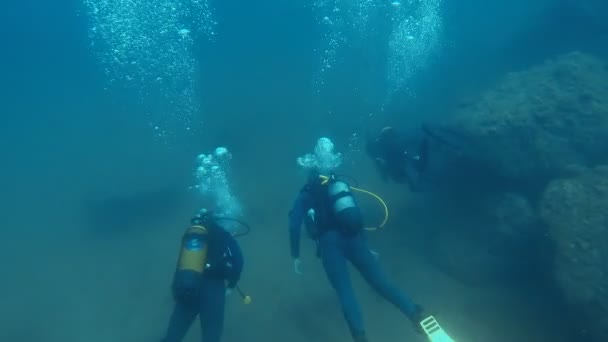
(0, 156, 577, 342)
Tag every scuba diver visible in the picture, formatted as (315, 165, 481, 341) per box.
(161, 209, 245, 342)
(365, 126, 429, 191)
(288, 138, 424, 342)
(365, 124, 464, 192)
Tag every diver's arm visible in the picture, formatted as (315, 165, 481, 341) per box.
(225, 234, 244, 289)
(288, 191, 310, 259)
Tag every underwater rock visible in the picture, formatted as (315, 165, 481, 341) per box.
(566, 0, 608, 30)
(451, 52, 608, 181)
(432, 193, 543, 287)
(432, 228, 524, 287)
(540, 165, 608, 342)
(485, 193, 543, 253)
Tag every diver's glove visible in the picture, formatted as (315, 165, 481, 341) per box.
(293, 258, 303, 275)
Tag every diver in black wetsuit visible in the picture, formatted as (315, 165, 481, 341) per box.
(161, 211, 244, 342)
(365, 126, 429, 191)
(365, 124, 463, 192)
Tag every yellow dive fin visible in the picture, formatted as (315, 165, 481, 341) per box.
(420, 315, 456, 342)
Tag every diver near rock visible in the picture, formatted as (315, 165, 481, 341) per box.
(365, 124, 465, 192)
(288, 137, 425, 342)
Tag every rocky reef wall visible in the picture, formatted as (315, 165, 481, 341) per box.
(428, 51, 608, 341)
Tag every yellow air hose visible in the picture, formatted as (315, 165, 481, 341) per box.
(319, 175, 389, 231)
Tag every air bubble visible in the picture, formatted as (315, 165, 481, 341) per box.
(83, 0, 217, 140)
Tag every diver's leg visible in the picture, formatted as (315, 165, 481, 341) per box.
(319, 231, 366, 339)
(161, 301, 198, 342)
(346, 234, 420, 321)
(199, 279, 226, 342)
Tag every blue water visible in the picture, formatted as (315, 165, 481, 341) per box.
(0, 0, 606, 341)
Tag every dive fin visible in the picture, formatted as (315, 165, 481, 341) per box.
(420, 315, 456, 342)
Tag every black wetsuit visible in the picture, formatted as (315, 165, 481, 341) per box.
(365, 128, 429, 191)
(288, 176, 421, 340)
(162, 222, 243, 342)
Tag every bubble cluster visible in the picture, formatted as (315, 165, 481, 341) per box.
(311, 0, 381, 93)
(311, 1, 346, 93)
(344, 0, 377, 36)
(297, 137, 343, 174)
(310, 0, 442, 102)
(83, 0, 217, 138)
(193, 147, 242, 223)
(346, 132, 363, 164)
(386, 0, 443, 99)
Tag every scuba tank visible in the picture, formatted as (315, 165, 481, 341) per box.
(326, 174, 363, 235)
(328, 179, 357, 213)
(305, 173, 362, 238)
(172, 213, 212, 301)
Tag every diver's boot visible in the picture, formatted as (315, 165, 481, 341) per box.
(407, 304, 425, 335)
(352, 332, 368, 342)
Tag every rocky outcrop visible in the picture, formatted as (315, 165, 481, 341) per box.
(432, 193, 543, 287)
(452, 52, 608, 181)
(487, 192, 538, 244)
(566, 0, 608, 30)
(540, 166, 608, 342)
(429, 52, 608, 338)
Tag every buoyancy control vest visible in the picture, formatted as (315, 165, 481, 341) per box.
(304, 174, 363, 238)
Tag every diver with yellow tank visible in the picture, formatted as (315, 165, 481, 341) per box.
(161, 209, 247, 342)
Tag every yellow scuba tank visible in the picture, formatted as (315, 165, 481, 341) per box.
(178, 225, 209, 273)
(172, 224, 210, 300)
